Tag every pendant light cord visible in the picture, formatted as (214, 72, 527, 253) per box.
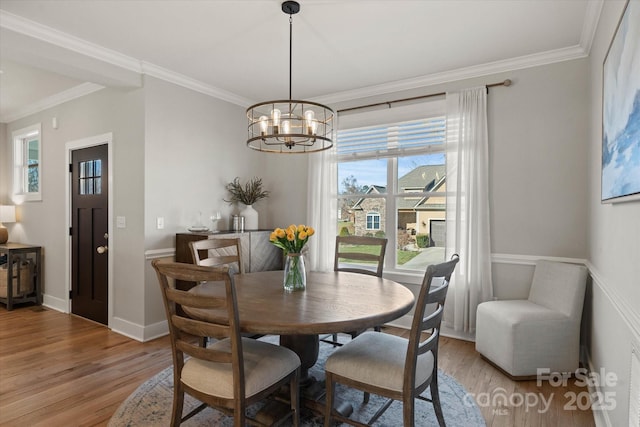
(289, 14, 293, 100)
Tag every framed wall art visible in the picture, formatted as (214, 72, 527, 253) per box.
(602, 0, 640, 203)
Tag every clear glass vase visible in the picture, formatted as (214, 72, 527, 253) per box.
(283, 253, 306, 292)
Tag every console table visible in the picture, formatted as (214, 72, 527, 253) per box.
(0, 243, 42, 311)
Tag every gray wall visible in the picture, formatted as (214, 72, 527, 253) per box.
(142, 76, 262, 328)
(1, 87, 145, 322)
(586, 1, 640, 426)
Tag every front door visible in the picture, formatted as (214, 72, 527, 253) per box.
(71, 144, 108, 325)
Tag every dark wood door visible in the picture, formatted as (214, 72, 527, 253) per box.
(71, 144, 108, 325)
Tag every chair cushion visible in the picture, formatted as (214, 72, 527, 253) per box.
(476, 299, 580, 376)
(325, 331, 434, 392)
(181, 337, 300, 399)
(528, 260, 587, 318)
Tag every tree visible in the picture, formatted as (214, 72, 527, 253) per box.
(340, 175, 366, 195)
(338, 175, 366, 227)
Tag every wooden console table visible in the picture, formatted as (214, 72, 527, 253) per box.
(0, 243, 42, 311)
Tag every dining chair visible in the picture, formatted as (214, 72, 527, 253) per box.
(189, 238, 263, 343)
(321, 235, 388, 347)
(334, 235, 387, 277)
(152, 260, 301, 427)
(189, 238, 245, 274)
(324, 254, 459, 427)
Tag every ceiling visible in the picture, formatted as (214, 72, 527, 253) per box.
(0, 0, 604, 123)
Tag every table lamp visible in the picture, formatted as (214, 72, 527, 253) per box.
(0, 205, 16, 244)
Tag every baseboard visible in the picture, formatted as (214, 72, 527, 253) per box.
(42, 293, 68, 313)
(109, 316, 168, 342)
(143, 319, 169, 342)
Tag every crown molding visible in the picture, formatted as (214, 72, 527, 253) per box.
(314, 0, 604, 105)
(579, 0, 604, 55)
(0, 10, 249, 108)
(0, 82, 104, 123)
(313, 44, 589, 105)
(141, 62, 253, 107)
(0, 10, 140, 73)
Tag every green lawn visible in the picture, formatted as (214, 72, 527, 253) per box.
(339, 245, 420, 265)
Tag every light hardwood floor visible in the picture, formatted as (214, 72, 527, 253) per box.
(0, 306, 595, 426)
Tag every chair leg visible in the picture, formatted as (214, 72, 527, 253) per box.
(324, 372, 336, 427)
(363, 391, 370, 403)
(403, 396, 415, 427)
(171, 384, 184, 427)
(431, 375, 446, 427)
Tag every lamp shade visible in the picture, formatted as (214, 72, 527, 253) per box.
(0, 205, 16, 223)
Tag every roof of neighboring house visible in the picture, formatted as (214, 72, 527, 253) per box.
(348, 164, 446, 211)
(398, 165, 446, 210)
(399, 165, 446, 191)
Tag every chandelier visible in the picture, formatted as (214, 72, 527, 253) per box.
(246, 1, 334, 154)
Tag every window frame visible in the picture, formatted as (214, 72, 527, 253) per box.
(366, 212, 381, 230)
(336, 104, 447, 276)
(12, 123, 42, 202)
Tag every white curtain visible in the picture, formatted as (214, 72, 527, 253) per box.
(444, 87, 493, 334)
(306, 146, 337, 272)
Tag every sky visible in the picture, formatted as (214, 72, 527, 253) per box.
(338, 153, 445, 192)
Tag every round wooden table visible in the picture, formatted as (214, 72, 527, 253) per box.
(188, 270, 414, 329)
(187, 270, 415, 373)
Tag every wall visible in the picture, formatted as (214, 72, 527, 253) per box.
(587, 1, 640, 426)
(1, 87, 145, 321)
(0, 123, 6, 203)
(142, 76, 263, 330)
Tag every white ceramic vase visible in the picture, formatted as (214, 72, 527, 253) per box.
(240, 204, 259, 230)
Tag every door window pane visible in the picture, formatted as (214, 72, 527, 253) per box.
(79, 159, 102, 195)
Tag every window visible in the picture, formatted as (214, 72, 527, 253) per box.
(337, 108, 447, 273)
(79, 160, 102, 195)
(366, 212, 380, 230)
(12, 123, 42, 202)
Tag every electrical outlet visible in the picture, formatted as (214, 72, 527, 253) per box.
(157, 217, 164, 229)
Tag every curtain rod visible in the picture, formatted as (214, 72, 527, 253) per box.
(337, 79, 512, 114)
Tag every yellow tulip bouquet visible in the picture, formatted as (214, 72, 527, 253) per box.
(270, 224, 315, 291)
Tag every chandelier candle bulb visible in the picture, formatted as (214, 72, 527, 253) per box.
(304, 110, 315, 135)
(271, 109, 281, 134)
(259, 116, 269, 135)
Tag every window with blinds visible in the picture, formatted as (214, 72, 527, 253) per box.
(336, 111, 447, 273)
(337, 116, 445, 160)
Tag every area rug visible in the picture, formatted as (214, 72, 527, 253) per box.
(109, 336, 485, 426)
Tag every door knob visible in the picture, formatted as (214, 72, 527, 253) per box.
(96, 245, 108, 254)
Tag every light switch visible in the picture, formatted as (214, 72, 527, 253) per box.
(116, 216, 126, 228)
(157, 217, 164, 229)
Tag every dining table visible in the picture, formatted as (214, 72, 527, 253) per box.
(185, 269, 415, 417)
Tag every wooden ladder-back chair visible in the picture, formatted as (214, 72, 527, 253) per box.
(152, 260, 300, 427)
(322, 236, 388, 346)
(334, 235, 387, 277)
(189, 238, 264, 342)
(324, 254, 459, 427)
(189, 238, 245, 274)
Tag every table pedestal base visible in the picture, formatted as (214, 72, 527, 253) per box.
(278, 334, 354, 419)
